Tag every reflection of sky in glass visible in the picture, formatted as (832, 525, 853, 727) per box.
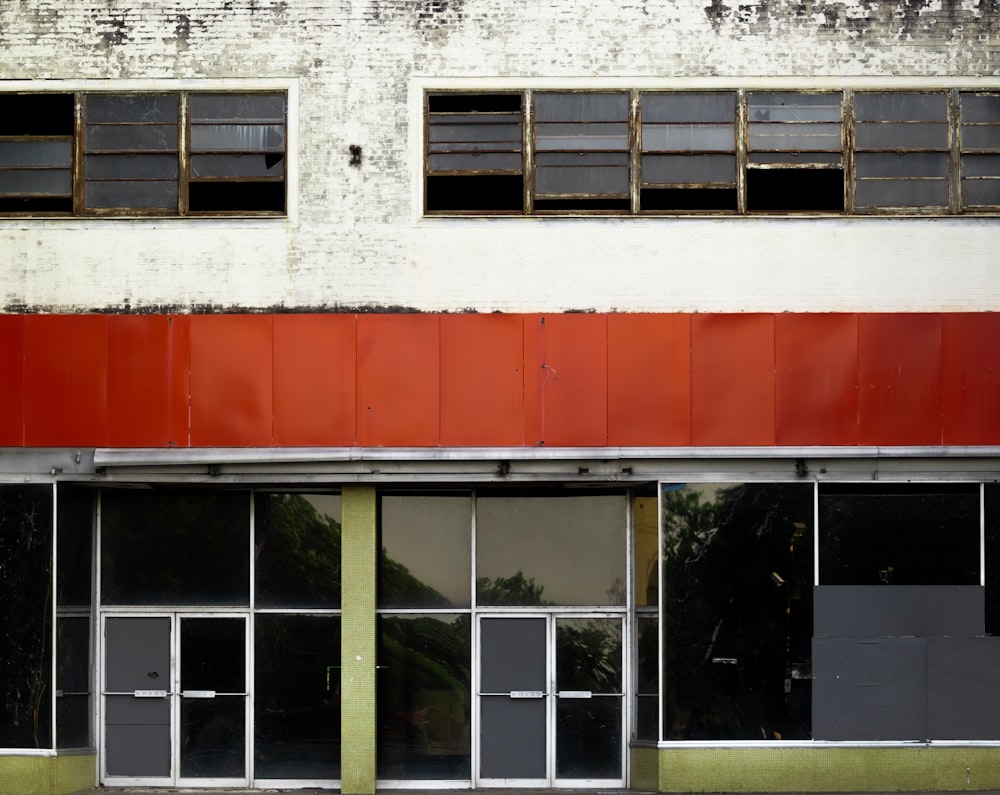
(381, 496, 472, 607)
(477, 496, 627, 606)
(300, 494, 341, 524)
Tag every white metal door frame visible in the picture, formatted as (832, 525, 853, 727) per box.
(99, 610, 251, 788)
(474, 610, 626, 789)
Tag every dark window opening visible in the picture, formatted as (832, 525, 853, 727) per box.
(426, 174, 522, 212)
(426, 92, 523, 214)
(0, 196, 73, 213)
(0, 94, 74, 213)
(0, 94, 74, 136)
(640, 187, 737, 211)
(188, 180, 285, 213)
(428, 92, 521, 114)
(746, 168, 844, 213)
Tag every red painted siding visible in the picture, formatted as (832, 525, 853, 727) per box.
(24, 315, 108, 446)
(775, 313, 859, 446)
(0, 315, 24, 446)
(1, 312, 997, 449)
(273, 314, 357, 446)
(691, 314, 775, 446)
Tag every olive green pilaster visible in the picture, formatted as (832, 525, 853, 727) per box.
(341, 485, 377, 794)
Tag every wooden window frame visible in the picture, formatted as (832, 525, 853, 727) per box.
(423, 87, 1000, 217)
(0, 90, 287, 218)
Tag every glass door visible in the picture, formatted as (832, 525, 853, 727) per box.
(553, 616, 624, 785)
(101, 613, 249, 787)
(176, 615, 249, 786)
(477, 614, 625, 787)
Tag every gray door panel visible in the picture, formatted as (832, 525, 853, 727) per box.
(104, 617, 172, 778)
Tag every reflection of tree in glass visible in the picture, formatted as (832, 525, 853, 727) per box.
(476, 571, 549, 606)
(380, 552, 450, 608)
(257, 494, 341, 606)
(661, 484, 813, 741)
(378, 616, 471, 777)
(0, 485, 52, 748)
(557, 620, 621, 694)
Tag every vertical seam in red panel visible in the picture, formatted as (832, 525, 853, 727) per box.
(937, 312, 945, 446)
(855, 312, 862, 446)
(18, 315, 25, 447)
(436, 313, 443, 448)
(268, 314, 276, 448)
(772, 312, 778, 447)
(685, 313, 693, 445)
(518, 314, 525, 447)
(603, 313, 610, 447)
(353, 313, 359, 448)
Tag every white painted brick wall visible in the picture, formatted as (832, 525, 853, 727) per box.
(0, 1, 998, 313)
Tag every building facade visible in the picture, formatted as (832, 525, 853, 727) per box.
(1, 2, 999, 794)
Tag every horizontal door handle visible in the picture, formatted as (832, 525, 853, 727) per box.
(133, 689, 169, 698)
(181, 690, 217, 699)
(509, 690, 545, 699)
(557, 690, 592, 699)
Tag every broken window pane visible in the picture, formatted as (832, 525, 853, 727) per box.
(746, 92, 843, 212)
(0, 95, 74, 213)
(425, 93, 523, 213)
(639, 92, 737, 212)
(188, 92, 286, 213)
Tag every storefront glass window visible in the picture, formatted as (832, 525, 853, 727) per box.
(101, 490, 250, 605)
(379, 496, 471, 609)
(476, 494, 627, 606)
(660, 483, 813, 740)
(56, 484, 94, 750)
(255, 493, 341, 608)
(254, 614, 341, 779)
(0, 484, 53, 748)
(377, 614, 471, 780)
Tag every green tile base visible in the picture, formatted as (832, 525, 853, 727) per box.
(0, 753, 94, 795)
(653, 746, 1000, 792)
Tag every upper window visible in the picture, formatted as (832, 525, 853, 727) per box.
(425, 88, 1000, 216)
(0, 91, 286, 216)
